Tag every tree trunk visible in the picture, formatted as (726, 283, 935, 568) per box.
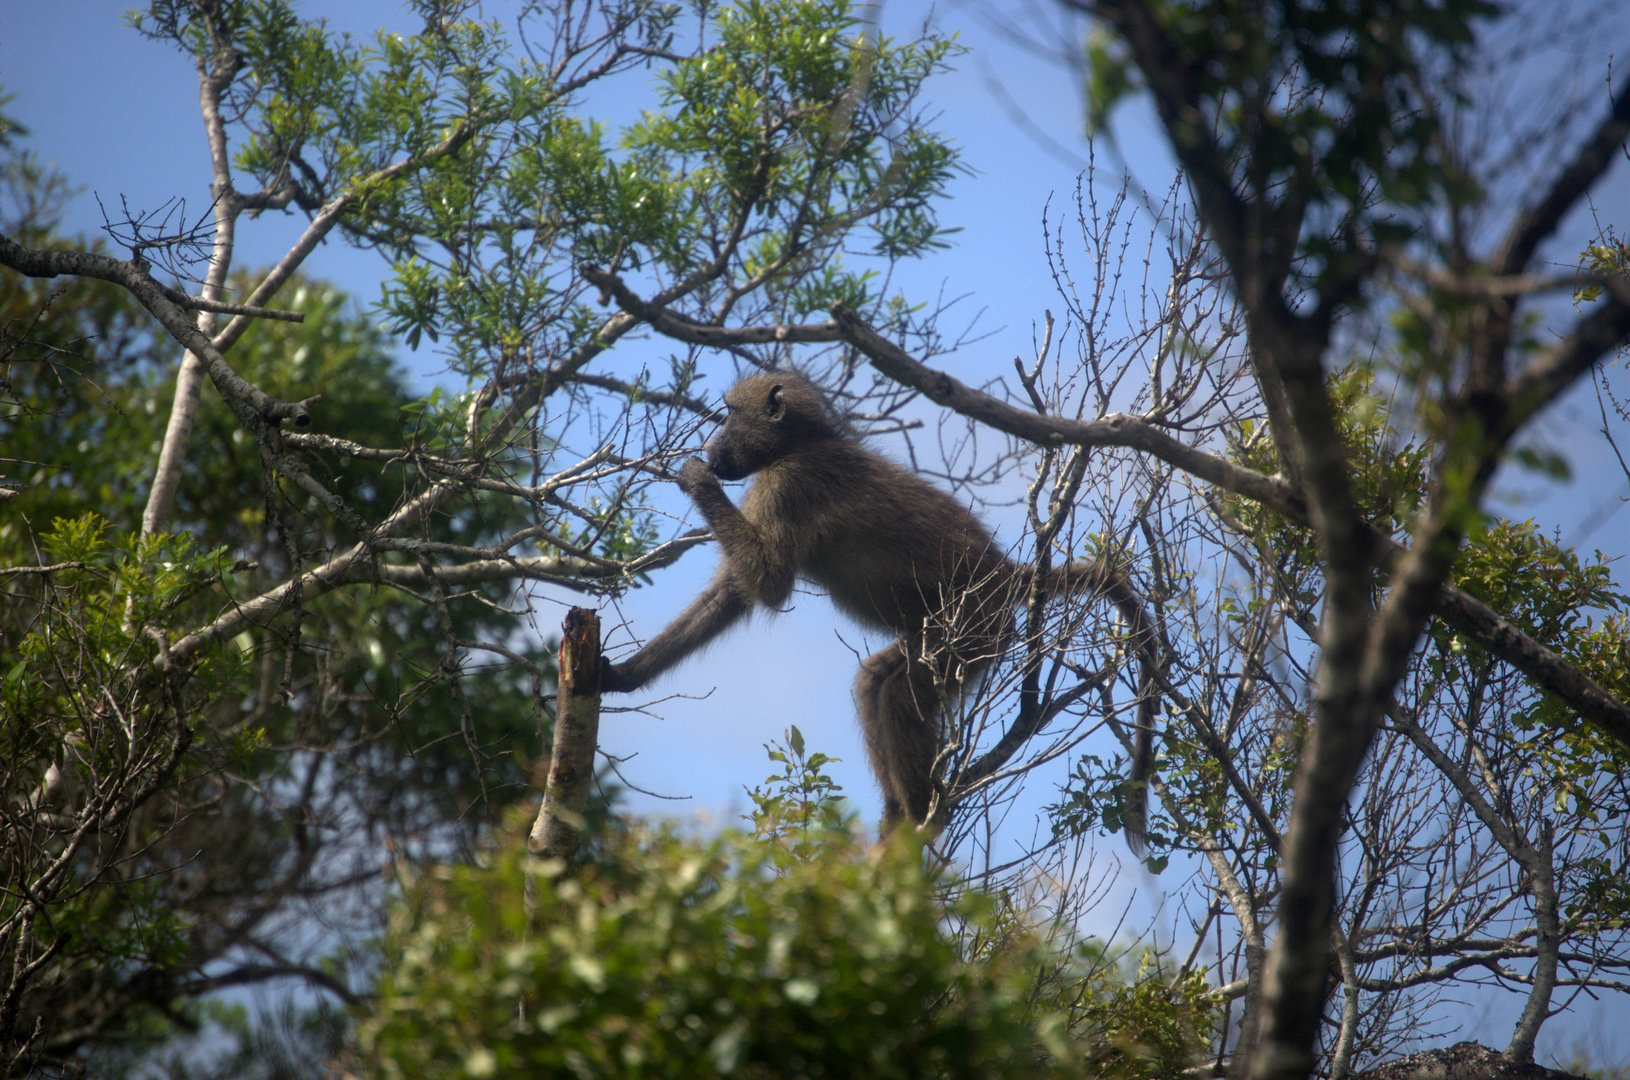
(529, 608, 602, 863)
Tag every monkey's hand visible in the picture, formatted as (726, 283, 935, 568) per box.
(599, 657, 638, 694)
(676, 457, 720, 498)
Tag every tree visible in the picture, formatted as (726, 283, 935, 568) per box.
(871, 1, 1630, 1074)
(0, 146, 550, 1071)
(1044, 4, 1630, 1075)
(1, 0, 965, 1072)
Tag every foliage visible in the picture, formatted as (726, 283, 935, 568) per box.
(0, 515, 253, 1055)
(1576, 231, 1630, 310)
(745, 725, 852, 861)
(0, 157, 548, 1072)
(0, 150, 167, 531)
(1019, 57, 1630, 1054)
(149, 0, 963, 365)
(363, 809, 1073, 1078)
(1052, 949, 1219, 1080)
(361, 738, 1218, 1080)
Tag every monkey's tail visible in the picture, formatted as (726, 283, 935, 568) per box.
(1039, 558, 1160, 855)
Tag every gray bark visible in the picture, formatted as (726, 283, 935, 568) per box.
(529, 608, 603, 863)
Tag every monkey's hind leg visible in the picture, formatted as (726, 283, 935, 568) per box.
(854, 642, 944, 832)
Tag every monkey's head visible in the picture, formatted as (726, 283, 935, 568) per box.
(705, 371, 847, 481)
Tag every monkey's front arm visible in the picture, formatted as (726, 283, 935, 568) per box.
(600, 576, 751, 692)
(599, 459, 790, 694)
(677, 458, 796, 608)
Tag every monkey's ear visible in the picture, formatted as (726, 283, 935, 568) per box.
(766, 383, 786, 422)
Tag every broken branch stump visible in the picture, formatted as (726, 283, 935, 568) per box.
(528, 607, 602, 863)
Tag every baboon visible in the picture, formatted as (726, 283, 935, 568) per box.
(602, 371, 1156, 835)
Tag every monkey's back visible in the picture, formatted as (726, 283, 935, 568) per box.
(741, 438, 1014, 636)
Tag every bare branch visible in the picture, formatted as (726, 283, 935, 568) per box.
(1494, 72, 1630, 276)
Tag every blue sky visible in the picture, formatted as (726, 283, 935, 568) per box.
(3, 2, 1628, 1064)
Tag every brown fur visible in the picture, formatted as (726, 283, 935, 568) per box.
(603, 372, 1155, 835)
